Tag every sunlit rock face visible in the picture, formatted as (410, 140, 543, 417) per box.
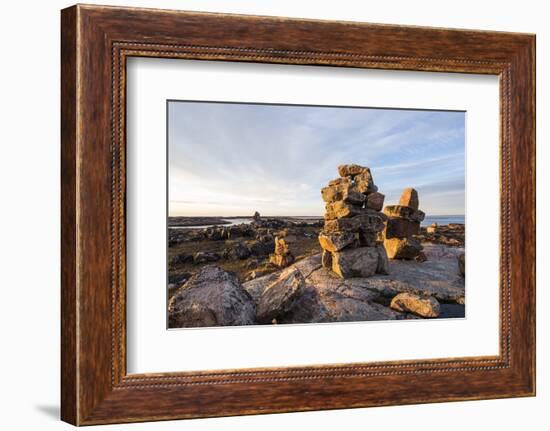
(383, 188, 426, 261)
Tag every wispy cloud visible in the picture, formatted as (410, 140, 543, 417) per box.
(168, 102, 465, 216)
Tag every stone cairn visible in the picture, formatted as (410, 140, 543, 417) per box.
(382, 188, 426, 260)
(269, 235, 295, 268)
(319, 164, 389, 278)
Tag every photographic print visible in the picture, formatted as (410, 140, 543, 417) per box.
(167, 101, 466, 328)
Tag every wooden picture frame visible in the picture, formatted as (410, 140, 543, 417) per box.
(61, 4, 535, 425)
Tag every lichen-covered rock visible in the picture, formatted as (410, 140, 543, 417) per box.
(390, 292, 440, 317)
(168, 266, 256, 327)
(399, 187, 419, 210)
(354, 171, 378, 194)
(384, 237, 423, 259)
(331, 246, 380, 278)
(384, 218, 420, 239)
(321, 183, 365, 205)
(318, 231, 358, 252)
(256, 268, 305, 323)
(324, 201, 364, 220)
(366, 192, 385, 211)
(383, 205, 426, 222)
(323, 212, 386, 234)
(337, 164, 370, 178)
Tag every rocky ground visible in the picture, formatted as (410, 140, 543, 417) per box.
(418, 223, 465, 247)
(167, 218, 465, 327)
(167, 218, 324, 294)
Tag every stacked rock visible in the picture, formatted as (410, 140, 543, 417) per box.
(269, 236, 295, 268)
(319, 164, 389, 278)
(383, 187, 425, 260)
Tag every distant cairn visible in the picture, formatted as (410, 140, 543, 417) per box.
(318, 164, 389, 278)
(269, 235, 295, 268)
(383, 188, 426, 260)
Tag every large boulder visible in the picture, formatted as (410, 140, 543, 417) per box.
(331, 246, 380, 278)
(390, 292, 440, 317)
(399, 188, 419, 210)
(168, 266, 256, 327)
(256, 268, 305, 323)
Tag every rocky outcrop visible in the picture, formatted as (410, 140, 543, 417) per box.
(168, 266, 256, 327)
(223, 242, 251, 260)
(168, 244, 465, 327)
(420, 223, 465, 247)
(169, 252, 193, 268)
(319, 165, 389, 278)
(383, 188, 425, 260)
(390, 292, 440, 318)
(243, 244, 465, 323)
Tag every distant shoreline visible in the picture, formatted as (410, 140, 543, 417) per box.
(168, 215, 465, 228)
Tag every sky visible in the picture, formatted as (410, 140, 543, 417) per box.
(168, 101, 465, 217)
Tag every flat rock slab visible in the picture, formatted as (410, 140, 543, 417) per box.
(346, 244, 465, 303)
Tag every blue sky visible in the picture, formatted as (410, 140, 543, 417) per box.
(168, 101, 465, 217)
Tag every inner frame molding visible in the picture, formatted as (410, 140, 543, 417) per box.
(115, 44, 510, 384)
(61, 4, 534, 425)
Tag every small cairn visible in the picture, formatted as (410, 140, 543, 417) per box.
(383, 188, 426, 260)
(269, 236, 295, 268)
(426, 222, 438, 234)
(252, 211, 261, 222)
(319, 164, 389, 278)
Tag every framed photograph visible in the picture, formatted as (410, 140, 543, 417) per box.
(61, 4, 535, 425)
